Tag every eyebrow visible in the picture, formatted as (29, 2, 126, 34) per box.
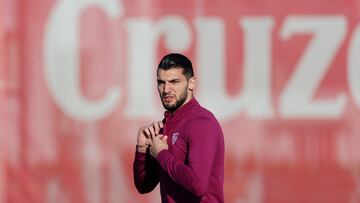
(157, 78, 181, 83)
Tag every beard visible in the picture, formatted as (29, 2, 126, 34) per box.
(161, 86, 188, 112)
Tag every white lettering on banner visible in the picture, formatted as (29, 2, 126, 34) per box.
(124, 16, 192, 118)
(43, 0, 122, 121)
(124, 20, 157, 118)
(348, 22, 360, 109)
(44, 12, 360, 120)
(279, 16, 347, 118)
(196, 17, 274, 120)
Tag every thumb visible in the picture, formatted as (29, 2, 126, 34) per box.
(162, 135, 168, 142)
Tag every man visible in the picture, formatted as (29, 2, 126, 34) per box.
(133, 53, 225, 203)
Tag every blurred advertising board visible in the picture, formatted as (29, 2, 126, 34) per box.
(1, 0, 360, 202)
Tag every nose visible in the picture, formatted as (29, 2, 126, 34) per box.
(163, 82, 172, 94)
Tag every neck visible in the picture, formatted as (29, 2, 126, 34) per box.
(172, 95, 193, 113)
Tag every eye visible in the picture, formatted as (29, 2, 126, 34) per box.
(157, 80, 165, 85)
(170, 79, 180, 84)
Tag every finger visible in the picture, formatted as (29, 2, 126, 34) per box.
(152, 133, 163, 142)
(159, 121, 164, 129)
(138, 127, 146, 137)
(138, 127, 146, 135)
(153, 122, 161, 134)
(162, 135, 168, 142)
(142, 127, 152, 138)
(148, 125, 156, 137)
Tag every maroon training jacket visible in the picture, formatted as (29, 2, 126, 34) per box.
(134, 98, 225, 203)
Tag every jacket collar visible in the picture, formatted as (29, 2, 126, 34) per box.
(164, 98, 198, 123)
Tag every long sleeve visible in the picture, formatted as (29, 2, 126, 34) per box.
(133, 149, 160, 194)
(156, 117, 222, 196)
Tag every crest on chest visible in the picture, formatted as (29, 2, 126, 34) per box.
(171, 132, 180, 144)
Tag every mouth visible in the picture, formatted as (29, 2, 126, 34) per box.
(162, 95, 175, 103)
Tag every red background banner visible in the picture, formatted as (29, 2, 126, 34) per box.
(2, 0, 360, 202)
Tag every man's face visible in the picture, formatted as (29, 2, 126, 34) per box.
(157, 68, 192, 112)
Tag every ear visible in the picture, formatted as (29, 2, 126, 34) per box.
(188, 77, 196, 91)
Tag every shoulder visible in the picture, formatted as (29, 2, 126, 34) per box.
(190, 103, 219, 124)
(186, 104, 223, 136)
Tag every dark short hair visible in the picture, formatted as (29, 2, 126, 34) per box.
(157, 53, 194, 79)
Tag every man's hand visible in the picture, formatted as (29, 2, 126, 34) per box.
(150, 134, 168, 158)
(136, 121, 164, 153)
